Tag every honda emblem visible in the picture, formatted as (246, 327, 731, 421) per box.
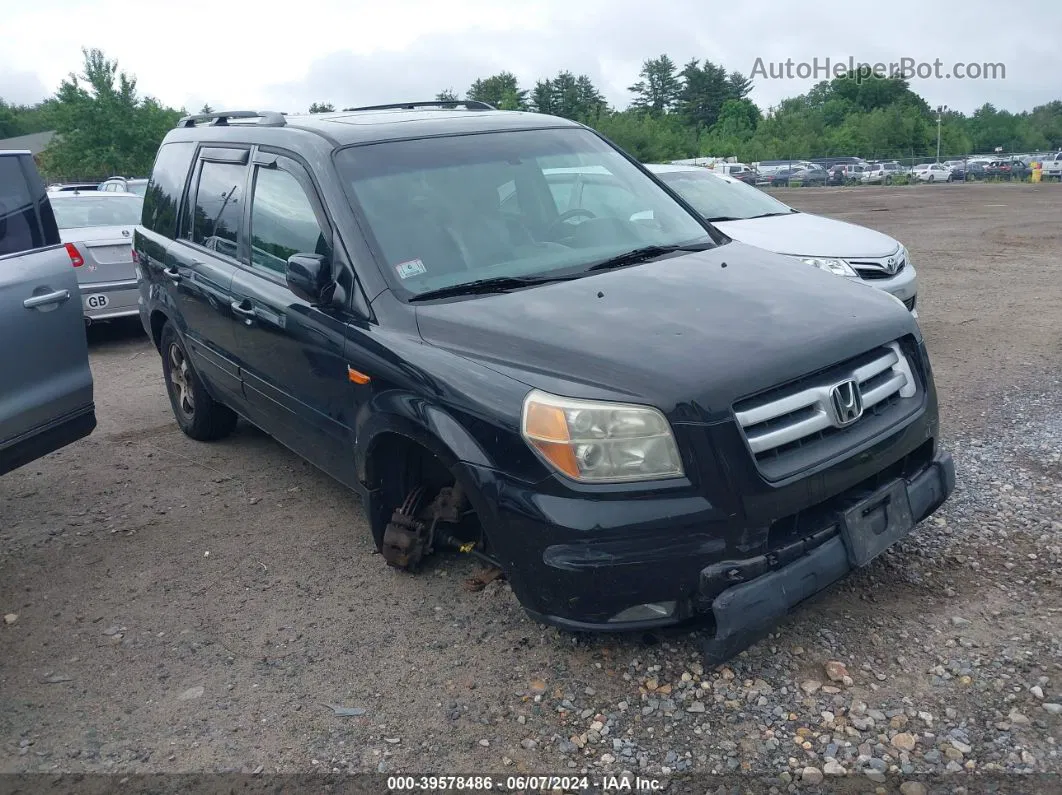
(830, 380, 863, 426)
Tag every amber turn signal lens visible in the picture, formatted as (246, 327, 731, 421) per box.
(522, 401, 580, 477)
(347, 366, 371, 384)
(523, 401, 569, 442)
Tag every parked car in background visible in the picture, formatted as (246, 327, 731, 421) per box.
(982, 159, 1028, 180)
(1007, 158, 1031, 179)
(861, 162, 904, 184)
(911, 163, 953, 182)
(48, 182, 100, 192)
(47, 191, 143, 324)
(791, 164, 828, 186)
(827, 163, 865, 185)
(1, 151, 96, 475)
(1040, 152, 1062, 179)
(949, 161, 985, 181)
(710, 162, 756, 180)
(811, 156, 866, 170)
(134, 106, 952, 659)
(646, 163, 919, 313)
(759, 166, 801, 187)
(98, 176, 149, 196)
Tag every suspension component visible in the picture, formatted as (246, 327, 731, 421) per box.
(380, 483, 470, 571)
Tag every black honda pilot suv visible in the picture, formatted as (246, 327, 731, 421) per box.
(135, 102, 954, 660)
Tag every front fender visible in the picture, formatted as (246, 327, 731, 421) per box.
(354, 396, 496, 483)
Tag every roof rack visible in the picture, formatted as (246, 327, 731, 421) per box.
(339, 100, 496, 112)
(177, 110, 287, 128)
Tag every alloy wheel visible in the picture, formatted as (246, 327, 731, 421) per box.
(168, 343, 195, 418)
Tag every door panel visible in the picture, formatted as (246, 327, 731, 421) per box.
(227, 157, 357, 484)
(0, 245, 94, 444)
(166, 153, 252, 403)
(229, 270, 355, 482)
(166, 241, 241, 400)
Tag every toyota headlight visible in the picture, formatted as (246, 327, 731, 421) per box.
(520, 390, 684, 483)
(795, 256, 859, 278)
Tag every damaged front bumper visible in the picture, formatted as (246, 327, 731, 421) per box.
(469, 447, 954, 656)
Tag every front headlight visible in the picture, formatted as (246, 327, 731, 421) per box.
(520, 390, 684, 483)
(794, 256, 859, 278)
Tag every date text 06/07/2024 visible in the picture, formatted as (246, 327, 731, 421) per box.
(385, 775, 665, 791)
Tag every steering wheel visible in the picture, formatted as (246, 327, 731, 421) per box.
(546, 208, 597, 241)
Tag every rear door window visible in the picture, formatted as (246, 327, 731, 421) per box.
(188, 159, 248, 257)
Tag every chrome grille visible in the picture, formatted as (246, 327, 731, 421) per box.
(850, 251, 906, 280)
(734, 342, 917, 458)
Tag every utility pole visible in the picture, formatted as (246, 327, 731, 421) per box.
(936, 105, 948, 162)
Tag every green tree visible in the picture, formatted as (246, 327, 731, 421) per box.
(308, 102, 334, 113)
(594, 110, 696, 161)
(628, 55, 682, 115)
(199, 104, 214, 114)
(37, 48, 180, 179)
(467, 72, 527, 110)
(0, 99, 55, 138)
(677, 59, 748, 129)
(435, 88, 459, 102)
(530, 71, 607, 122)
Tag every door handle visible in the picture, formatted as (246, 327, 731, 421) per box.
(24, 289, 71, 309)
(230, 299, 256, 324)
(163, 266, 182, 281)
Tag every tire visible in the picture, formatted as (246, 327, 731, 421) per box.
(928, 175, 934, 183)
(160, 322, 238, 441)
(885, 176, 893, 185)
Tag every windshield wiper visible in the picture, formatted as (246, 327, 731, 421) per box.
(747, 210, 797, 219)
(584, 242, 714, 273)
(703, 215, 743, 222)
(408, 273, 580, 302)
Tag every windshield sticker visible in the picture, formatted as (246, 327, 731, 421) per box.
(395, 259, 427, 279)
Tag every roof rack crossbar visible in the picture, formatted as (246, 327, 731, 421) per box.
(339, 100, 496, 112)
(177, 110, 287, 128)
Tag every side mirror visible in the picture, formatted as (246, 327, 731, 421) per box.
(286, 253, 332, 305)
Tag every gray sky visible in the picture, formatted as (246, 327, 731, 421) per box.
(1, 0, 1057, 116)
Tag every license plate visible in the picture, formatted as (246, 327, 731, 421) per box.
(839, 479, 914, 568)
(89, 244, 132, 263)
(83, 293, 110, 310)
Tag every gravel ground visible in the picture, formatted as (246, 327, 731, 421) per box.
(1, 183, 1060, 790)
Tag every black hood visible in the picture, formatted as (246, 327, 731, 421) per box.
(414, 242, 919, 417)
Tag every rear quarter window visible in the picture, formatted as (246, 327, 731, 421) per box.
(142, 141, 196, 237)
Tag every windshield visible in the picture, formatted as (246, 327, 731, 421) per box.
(654, 169, 795, 220)
(336, 128, 712, 297)
(50, 196, 142, 228)
(129, 182, 148, 197)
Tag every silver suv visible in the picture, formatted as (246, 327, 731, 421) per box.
(0, 150, 96, 475)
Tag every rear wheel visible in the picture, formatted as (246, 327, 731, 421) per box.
(160, 323, 237, 441)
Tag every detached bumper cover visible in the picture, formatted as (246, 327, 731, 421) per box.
(700, 451, 954, 661)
